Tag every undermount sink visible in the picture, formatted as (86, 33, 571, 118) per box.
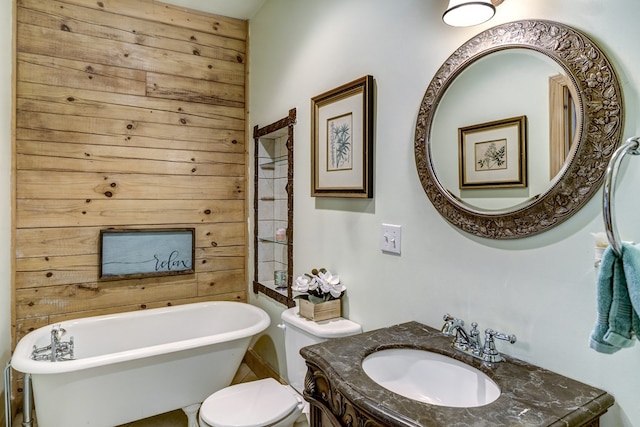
(362, 348, 500, 408)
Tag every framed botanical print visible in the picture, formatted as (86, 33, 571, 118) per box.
(459, 116, 527, 189)
(311, 75, 374, 198)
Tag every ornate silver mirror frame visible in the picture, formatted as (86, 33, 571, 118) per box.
(414, 20, 623, 239)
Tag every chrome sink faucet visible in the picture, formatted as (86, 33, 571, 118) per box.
(441, 314, 516, 363)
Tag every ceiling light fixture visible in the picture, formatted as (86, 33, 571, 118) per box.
(442, 0, 503, 27)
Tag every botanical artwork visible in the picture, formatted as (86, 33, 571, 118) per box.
(457, 115, 526, 189)
(327, 113, 353, 171)
(475, 139, 507, 171)
(311, 75, 374, 197)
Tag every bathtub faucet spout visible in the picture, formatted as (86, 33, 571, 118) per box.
(31, 325, 74, 362)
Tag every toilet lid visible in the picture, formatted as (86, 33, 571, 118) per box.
(200, 378, 300, 427)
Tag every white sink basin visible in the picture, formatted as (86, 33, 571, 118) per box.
(362, 348, 500, 407)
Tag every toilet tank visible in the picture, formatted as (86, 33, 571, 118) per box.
(280, 307, 361, 394)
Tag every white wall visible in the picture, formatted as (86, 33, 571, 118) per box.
(0, 0, 13, 416)
(248, 1, 640, 426)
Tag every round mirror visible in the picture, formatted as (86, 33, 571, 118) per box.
(414, 20, 623, 239)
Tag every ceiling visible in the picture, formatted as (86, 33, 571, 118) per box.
(161, 0, 266, 20)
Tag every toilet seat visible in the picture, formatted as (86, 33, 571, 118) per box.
(200, 378, 301, 427)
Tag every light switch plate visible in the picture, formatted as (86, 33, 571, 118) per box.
(381, 224, 402, 255)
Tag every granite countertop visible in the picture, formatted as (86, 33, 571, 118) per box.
(300, 321, 614, 427)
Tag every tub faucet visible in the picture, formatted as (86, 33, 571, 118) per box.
(31, 325, 74, 362)
(441, 314, 515, 363)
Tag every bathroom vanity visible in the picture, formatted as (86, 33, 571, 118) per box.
(301, 322, 613, 427)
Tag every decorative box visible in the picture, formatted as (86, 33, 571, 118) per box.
(298, 297, 341, 321)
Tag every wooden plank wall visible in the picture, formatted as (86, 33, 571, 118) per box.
(13, 0, 248, 345)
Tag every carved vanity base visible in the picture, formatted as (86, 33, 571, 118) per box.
(305, 362, 384, 427)
(301, 322, 613, 427)
(304, 360, 604, 427)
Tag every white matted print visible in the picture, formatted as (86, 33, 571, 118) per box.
(317, 98, 361, 187)
(459, 116, 527, 189)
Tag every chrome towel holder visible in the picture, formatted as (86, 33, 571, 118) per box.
(602, 136, 640, 257)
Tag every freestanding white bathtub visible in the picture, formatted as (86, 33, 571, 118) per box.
(11, 301, 270, 427)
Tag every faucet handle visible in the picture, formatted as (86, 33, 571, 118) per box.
(490, 329, 516, 344)
(51, 324, 66, 341)
(483, 329, 516, 363)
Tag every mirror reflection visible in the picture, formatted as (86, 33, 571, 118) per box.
(431, 49, 579, 211)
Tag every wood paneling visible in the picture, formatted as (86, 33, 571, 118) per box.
(13, 0, 247, 350)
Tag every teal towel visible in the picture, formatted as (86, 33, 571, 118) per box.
(622, 243, 640, 334)
(590, 243, 640, 353)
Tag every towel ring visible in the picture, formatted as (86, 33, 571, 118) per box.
(602, 136, 640, 257)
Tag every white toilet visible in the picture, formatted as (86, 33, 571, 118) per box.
(199, 306, 362, 427)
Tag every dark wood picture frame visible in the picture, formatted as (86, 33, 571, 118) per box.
(458, 116, 527, 189)
(311, 75, 374, 198)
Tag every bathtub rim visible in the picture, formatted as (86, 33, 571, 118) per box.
(11, 301, 270, 375)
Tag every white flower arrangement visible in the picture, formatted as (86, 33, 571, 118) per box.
(292, 268, 346, 303)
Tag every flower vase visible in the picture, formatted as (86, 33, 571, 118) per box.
(298, 296, 341, 321)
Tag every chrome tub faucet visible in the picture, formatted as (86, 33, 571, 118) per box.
(31, 325, 74, 362)
(441, 314, 515, 363)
